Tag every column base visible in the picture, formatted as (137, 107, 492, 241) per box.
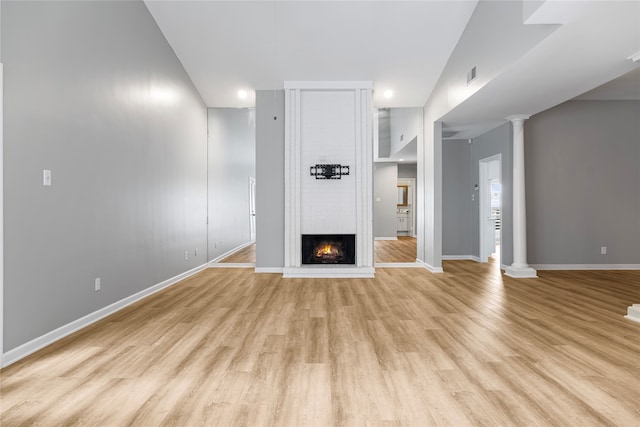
(625, 304, 640, 323)
(505, 265, 538, 278)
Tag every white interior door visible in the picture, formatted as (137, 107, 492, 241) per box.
(249, 177, 256, 242)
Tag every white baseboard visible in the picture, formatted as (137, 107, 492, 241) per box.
(422, 262, 444, 274)
(531, 264, 640, 271)
(254, 267, 284, 274)
(442, 255, 481, 262)
(208, 241, 254, 264)
(374, 237, 398, 241)
(208, 263, 254, 268)
(375, 262, 424, 268)
(2, 263, 208, 368)
(283, 266, 375, 278)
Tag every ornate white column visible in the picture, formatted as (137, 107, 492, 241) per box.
(505, 115, 537, 279)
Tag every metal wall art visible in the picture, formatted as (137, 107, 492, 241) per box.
(310, 164, 350, 180)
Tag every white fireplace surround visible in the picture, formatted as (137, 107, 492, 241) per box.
(283, 81, 375, 278)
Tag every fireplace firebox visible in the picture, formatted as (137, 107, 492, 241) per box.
(302, 234, 356, 265)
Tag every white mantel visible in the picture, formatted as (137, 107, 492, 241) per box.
(283, 81, 374, 278)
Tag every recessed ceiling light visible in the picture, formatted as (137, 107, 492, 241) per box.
(383, 89, 393, 99)
(238, 90, 248, 99)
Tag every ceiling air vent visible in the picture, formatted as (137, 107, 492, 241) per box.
(467, 66, 477, 85)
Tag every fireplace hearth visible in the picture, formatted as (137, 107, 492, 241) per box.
(302, 234, 356, 265)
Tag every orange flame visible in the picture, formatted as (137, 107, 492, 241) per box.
(316, 243, 339, 258)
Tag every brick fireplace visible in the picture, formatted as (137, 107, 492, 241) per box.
(283, 81, 374, 278)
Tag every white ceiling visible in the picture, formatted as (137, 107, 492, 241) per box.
(146, 0, 639, 158)
(144, 0, 478, 108)
(439, 0, 640, 140)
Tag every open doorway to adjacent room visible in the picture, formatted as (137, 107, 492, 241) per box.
(479, 154, 501, 266)
(373, 107, 420, 265)
(207, 107, 256, 266)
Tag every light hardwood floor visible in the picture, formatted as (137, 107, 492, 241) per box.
(219, 243, 256, 263)
(1, 261, 639, 426)
(374, 237, 417, 263)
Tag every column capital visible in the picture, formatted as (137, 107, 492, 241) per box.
(506, 114, 530, 122)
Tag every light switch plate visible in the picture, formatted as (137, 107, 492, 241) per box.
(43, 169, 52, 186)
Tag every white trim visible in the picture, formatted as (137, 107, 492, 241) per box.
(0, 63, 4, 367)
(505, 266, 538, 278)
(283, 81, 372, 90)
(531, 264, 640, 271)
(208, 241, 254, 264)
(375, 237, 398, 241)
(422, 263, 444, 274)
(479, 154, 501, 264)
(208, 263, 254, 268)
(442, 255, 481, 262)
(375, 262, 424, 268)
(2, 263, 208, 368)
(254, 267, 284, 274)
(397, 178, 416, 236)
(624, 304, 640, 323)
(283, 266, 375, 278)
(248, 176, 256, 243)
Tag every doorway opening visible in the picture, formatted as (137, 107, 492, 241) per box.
(479, 154, 501, 266)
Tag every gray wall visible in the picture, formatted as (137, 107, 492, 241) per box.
(390, 108, 422, 156)
(442, 141, 472, 256)
(374, 163, 398, 238)
(525, 100, 640, 264)
(255, 90, 285, 269)
(207, 108, 256, 260)
(398, 163, 417, 179)
(3, 1, 207, 351)
(471, 123, 514, 266)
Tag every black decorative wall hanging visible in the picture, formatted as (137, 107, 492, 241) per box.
(310, 164, 350, 180)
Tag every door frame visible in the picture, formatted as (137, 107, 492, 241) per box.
(397, 178, 416, 236)
(479, 154, 501, 263)
(249, 176, 256, 243)
(1, 63, 5, 366)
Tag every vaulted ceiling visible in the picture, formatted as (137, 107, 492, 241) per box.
(145, 1, 640, 142)
(144, 0, 478, 108)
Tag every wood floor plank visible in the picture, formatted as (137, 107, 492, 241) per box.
(374, 236, 416, 263)
(219, 243, 256, 263)
(1, 262, 639, 426)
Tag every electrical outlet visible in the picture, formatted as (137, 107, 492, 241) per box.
(601, 246, 607, 255)
(184, 251, 189, 260)
(94, 278, 101, 292)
